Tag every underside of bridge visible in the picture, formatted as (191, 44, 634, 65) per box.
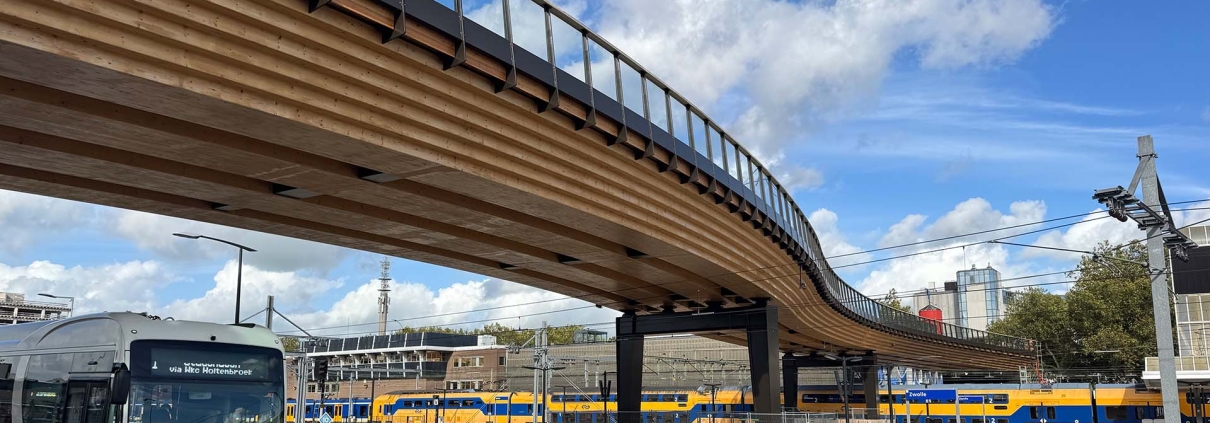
(0, 0, 1032, 382)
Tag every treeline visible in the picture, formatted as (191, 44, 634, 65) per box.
(987, 241, 1161, 383)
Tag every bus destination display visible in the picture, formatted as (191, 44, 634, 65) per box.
(145, 348, 271, 381)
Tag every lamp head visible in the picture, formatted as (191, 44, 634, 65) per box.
(38, 293, 56, 298)
(173, 233, 202, 239)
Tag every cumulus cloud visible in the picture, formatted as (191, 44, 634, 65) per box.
(856, 198, 1055, 296)
(280, 276, 621, 338)
(0, 190, 99, 253)
(110, 209, 352, 274)
(0, 260, 173, 314)
(592, 0, 1056, 158)
(809, 208, 870, 269)
(780, 166, 826, 192)
(878, 198, 1047, 248)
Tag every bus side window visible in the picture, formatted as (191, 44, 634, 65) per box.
(23, 353, 73, 422)
(0, 358, 13, 422)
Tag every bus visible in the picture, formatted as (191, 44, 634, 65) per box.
(0, 311, 286, 423)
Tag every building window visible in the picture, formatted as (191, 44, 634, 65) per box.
(454, 356, 483, 368)
(499, 356, 505, 366)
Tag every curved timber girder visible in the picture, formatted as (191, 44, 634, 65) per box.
(0, 0, 1033, 369)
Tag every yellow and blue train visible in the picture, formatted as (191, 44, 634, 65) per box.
(287, 384, 1206, 423)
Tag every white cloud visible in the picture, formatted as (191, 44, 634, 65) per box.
(280, 277, 621, 338)
(110, 209, 352, 274)
(0, 260, 173, 314)
(592, 0, 1056, 158)
(855, 198, 1054, 296)
(780, 166, 826, 191)
(809, 208, 869, 268)
(0, 190, 99, 253)
(878, 198, 1047, 248)
(159, 260, 346, 324)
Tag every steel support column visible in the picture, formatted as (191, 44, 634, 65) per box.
(616, 311, 645, 423)
(782, 353, 799, 412)
(748, 306, 780, 414)
(864, 365, 881, 418)
(615, 303, 780, 420)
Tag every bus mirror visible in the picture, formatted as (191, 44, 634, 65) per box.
(110, 363, 131, 405)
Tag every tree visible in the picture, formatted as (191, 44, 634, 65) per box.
(987, 287, 1078, 372)
(988, 241, 1168, 382)
(281, 336, 302, 353)
(1064, 241, 1159, 378)
(880, 288, 912, 313)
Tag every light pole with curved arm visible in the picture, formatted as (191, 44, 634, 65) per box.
(37, 293, 75, 318)
(173, 232, 256, 324)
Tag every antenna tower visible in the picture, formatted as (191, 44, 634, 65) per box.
(378, 256, 391, 335)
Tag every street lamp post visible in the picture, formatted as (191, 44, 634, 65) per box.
(37, 293, 75, 318)
(173, 232, 256, 324)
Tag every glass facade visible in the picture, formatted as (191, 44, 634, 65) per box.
(956, 266, 1002, 328)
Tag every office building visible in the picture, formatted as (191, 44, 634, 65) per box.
(908, 265, 1006, 332)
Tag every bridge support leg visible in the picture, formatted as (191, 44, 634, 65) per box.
(748, 305, 780, 415)
(782, 353, 799, 412)
(863, 364, 881, 418)
(616, 312, 645, 423)
(615, 303, 781, 419)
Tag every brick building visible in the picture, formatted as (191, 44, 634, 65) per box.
(287, 332, 507, 401)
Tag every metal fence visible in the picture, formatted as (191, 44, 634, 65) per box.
(377, 0, 1036, 354)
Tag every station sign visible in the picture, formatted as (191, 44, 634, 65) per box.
(905, 389, 957, 402)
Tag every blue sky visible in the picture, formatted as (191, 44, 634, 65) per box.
(0, 0, 1207, 335)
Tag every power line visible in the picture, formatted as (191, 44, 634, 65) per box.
(279, 202, 1210, 337)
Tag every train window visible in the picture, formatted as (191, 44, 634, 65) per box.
(1106, 407, 1127, 420)
(972, 418, 985, 423)
(1155, 406, 1164, 418)
(677, 394, 689, 402)
(928, 418, 944, 423)
(1047, 407, 1056, 420)
(1030, 407, 1039, 419)
(994, 406, 1007, 410)
(997, 419, 1008, 423)
(947, 418, 957, 423)
(462, 400, 475, 407)
(991, 394, 1009, 404)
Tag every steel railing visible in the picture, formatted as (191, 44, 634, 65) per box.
(369, 0, 1035, 354)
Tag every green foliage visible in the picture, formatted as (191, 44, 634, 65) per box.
(987, 241, 1165, 382)
(880, 288, 912, 313)
(280, 336, 301, 353)
(395, 322, 585, 346)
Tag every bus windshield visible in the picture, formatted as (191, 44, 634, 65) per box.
(127, 340, 285, 423)
(128, 380, 284, 423)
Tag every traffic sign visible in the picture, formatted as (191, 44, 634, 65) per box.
(905, 389, 957, 402)
(319, 412, 333, 423)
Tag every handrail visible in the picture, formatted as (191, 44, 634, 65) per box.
(376, 0, 1035, 354)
